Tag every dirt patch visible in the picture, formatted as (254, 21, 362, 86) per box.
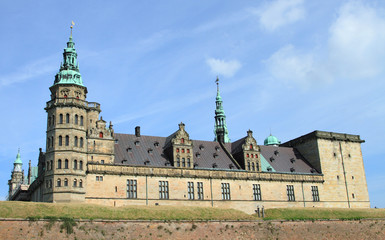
(1, 219, 385, 239)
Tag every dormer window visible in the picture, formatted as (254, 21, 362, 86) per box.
(215, 146, 220, 152)
(134, 141, 140, 146)
(213, 153, 218, 158)
(267, 167, 272, 172)
(144, 160, 150, 165)
(229, 164, 234, 169)
(148, 149, 153, 154)
(270, 157, 274, 162)
(126, 147, 132, 152)
(274, 150, 279, 155)
(212, 163, 218, 168)
(290, 167, 295, 172)
(121, 159, 128, 164)
(154, 142, 159, 147)
(196, 153, 201, 158)
(310, 168, 316, 173)
(290, 158, 295, 163)
(199, 145, 204, 150)
(115, 139, 119, 144)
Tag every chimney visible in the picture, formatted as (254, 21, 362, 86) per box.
(135, 126, 141, 137)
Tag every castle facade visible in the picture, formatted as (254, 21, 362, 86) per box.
(8, 34, 370, 213)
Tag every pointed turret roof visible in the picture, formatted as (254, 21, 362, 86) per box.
(14, 149, 22, 164)
(214, 77, 230, 143)
(52, 27, 84, 87)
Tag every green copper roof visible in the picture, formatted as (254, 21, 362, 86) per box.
(214, 77, 230, 143)
(260, 154, 276, 172)
(53, 35, 84, 87)
(14, 149, 22, 164)
(264, 134, 281, 146)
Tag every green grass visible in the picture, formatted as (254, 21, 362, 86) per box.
(1, 201, 384, 221)
(0, 201, 254, 221)
(263, 208, 385, 220)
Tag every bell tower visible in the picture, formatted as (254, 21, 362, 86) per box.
(8, 149, 24, 198)
(44, 25, 114, 202)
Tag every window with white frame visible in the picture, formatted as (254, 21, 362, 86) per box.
(127, 179, 137, 199)
(311, 186, 320, 202)
(159, 181, 169, 199)
(253, 184, 262, 201)
(188, 182, 194, 200)
(221, 183, 231, 200)
(287, 185, 295, 201)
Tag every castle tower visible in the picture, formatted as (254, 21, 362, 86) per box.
(214, 77, 230, 143)
(44, 26, 114, 202)
(8, 149, 24, 198)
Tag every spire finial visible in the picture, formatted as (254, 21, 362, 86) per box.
(215, 76, 219, 91)
(70, 21, 75, 37)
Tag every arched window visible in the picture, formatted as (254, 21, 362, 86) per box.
(64, 178, 68, 186)
(80, 116, 84, 126)
(52, 115, 55, 125)
(59, 114, 63, 124)
(176, 157, 180, 167)
(50, 160, 53, 170)
(74, 160, 78, 170)
(58, 159, 62, 169)
(99, 132, 103, 138)
(51, 137, 54, 148)
(80, 137, 84, 148)
(57, 178, 61, 187)
(73, 179, 77, 187)
(46, 161, 50, 171)
(247, 162, 251, 171)
(65, 135, 69, 146)
(252, 162, 255, 171)
(48, 116, 51, 126)
(79, 160, 83, 170)
(79, 179, 83, 188)
(59, 136, 62, 146)
(182, 158, 186, 167)
(75, 114, 78, 124)
(250, 144, 253, 150)
(187, 158, 191, 168)
(66, 113, 70, 124)
(74, 136, 78, 147)
(47, 138, 51, 149)
(65, 159, 69, 169)
(256, 163, 259, 171)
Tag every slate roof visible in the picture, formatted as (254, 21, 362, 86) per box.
(114, 133, 318, 174)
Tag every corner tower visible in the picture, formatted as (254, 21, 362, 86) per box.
(8, 150, 24, 198)
(214, 77, 230, 143)
(44, 27, 114, 203)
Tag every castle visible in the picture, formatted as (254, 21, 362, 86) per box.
(8, 33, 370, 213)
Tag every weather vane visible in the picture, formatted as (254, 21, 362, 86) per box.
(70, 21, 75, 36)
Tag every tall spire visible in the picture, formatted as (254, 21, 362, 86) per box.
(214, 77, 230, 143)
(53, 22, 84, 86)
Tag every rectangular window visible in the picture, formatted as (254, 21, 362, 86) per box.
(311, 186, 320, 202)
(287, 185, 295, 201)
(96, 176, 103, 181)
(253, 184, 262, 201)
(197, 182, 204, 200)
(221, 183, 231, 200)
(188, 182, 194, 200)
(127, 179, 137, 199)
(159, 181, 169, 199)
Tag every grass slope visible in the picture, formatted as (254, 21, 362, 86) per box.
(0, 201, 253, 220)
(1, 201, 384, 221)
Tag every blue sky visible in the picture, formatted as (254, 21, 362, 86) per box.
(0, 0, 384, 207)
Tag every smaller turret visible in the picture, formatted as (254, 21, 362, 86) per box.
(264, 134, 281, 146)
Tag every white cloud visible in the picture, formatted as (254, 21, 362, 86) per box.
(265, 1, 385, 88)
(0, 56, 57, 87)
(206, 58, 242, 78)
(258, 0, 305, 31)
(328, 1, 385, 79)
